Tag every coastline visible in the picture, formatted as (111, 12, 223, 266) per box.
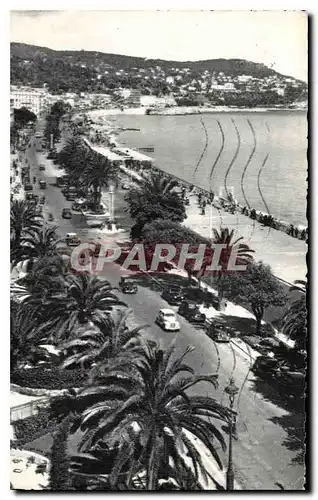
(85, 105, 307, 117)
(77, 111, 307, 284)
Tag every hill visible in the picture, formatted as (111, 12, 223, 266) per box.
(10, 42, 303, 95)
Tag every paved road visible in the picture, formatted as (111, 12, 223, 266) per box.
(24, 125, 305, 491)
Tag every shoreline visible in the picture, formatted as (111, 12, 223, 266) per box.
(85, 105, 307, 117)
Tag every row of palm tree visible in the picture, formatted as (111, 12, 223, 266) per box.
(57, 136, 117, 210)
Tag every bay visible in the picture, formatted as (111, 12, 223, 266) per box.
(109, 111, 307, 226)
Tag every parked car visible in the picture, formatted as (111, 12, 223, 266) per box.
(118, 277, 138, 294)
(71, 202, 84, 212)
(121, 183, 130, 190)
(39, 164, 45, 171)
(251, 356, 280, 379)
(161, 285, 185, 305)
(178, 300, 206, 324)
(39, 180, 47, 189)
(206, 323, 231, 343)
(47, 150, 58, 160)
(24, 183, 33, 191)
(155, 308, 180, 332)
(185, 287, 220, 309)
(65, 233, 80, 247)
(62, 208, 72, 219)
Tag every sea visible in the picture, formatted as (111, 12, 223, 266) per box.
(108, 111, 307, 226)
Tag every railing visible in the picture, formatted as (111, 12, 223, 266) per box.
(10, 397, 49, 422)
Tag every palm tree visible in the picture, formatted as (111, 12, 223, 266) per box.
(24, 273, 125, 345)
(73, 340, 231, 490)
(283, 280, 307, 351)
(81, 154, 117, 210)
(126, 172, 181, 220)
(10, 200, 42, 257)
(62, 309, 147, 370)
(10, 300, 44, 371)
(19, 225, 61, 262)
(207, 227, 255, 307)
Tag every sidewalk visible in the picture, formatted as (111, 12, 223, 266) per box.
(183, 193, 307, 284)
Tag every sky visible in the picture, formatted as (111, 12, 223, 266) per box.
(10, 10, 308, 81)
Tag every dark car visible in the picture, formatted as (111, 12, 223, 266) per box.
(119, 278, 138, 294)
(62, 208, 72, 219)
(206, 324, 231, 343)
(185, 287, 220, 310)
(161, 286, 185, 305)
(251, 356, 280, 379)
(178, 300, 206, 324)
(39, 164, 45, 171)
(24, 183, 33, 191)
(39, 180, 47, 189)
(47, 151, 58, 160)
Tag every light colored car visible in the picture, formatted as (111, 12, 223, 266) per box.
(155, 308, 180, 331)
(65, 232, 81, 247)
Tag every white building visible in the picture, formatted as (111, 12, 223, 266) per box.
(10, 87, 48, 116)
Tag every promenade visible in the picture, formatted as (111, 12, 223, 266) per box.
(183, 193, 307, 284)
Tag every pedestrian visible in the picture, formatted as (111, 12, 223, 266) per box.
(289, 224, 294, 237)
(294, 227, 299, 239)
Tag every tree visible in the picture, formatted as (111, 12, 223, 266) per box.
(223, 261, 287, 335)
(126, 172, 186, 239)
(80, 153, 117, 210)
(24, 273, 125, 345)
(11, 200, 42, 259)
(49, 416, 72, 491)
(73, 340, 231, 490)
(208, 228, 255, 307)
(282, 280, 307, 351)
(20, 225, 61, 261)
(62, 309, 147, 370)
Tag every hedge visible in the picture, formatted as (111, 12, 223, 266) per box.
(11, 367, 89, 390)
(13, 407, 57, 448)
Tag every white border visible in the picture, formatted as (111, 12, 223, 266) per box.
(3, 1, 314, 498)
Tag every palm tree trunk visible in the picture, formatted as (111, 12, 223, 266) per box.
(147, 437, 158, 491)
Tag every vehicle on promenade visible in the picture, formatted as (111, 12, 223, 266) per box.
(47, 149, 58, 160)
(62, 208, 72, 219)
(251, 356, 280, 379)
(206, 323, 231, 343)
(178, 300, 206, 324)
(39, 164, 45, 171)
(65, 233, 81, 247)
(48, 213, 54, 222)
(39, 180, 47, 189)
(118, 277, 138, 294)
(161, 285, 185, 305)
(155, 308, 180, 331)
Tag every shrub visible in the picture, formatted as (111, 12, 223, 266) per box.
(13, 407, 57, 447)
(11, 367, 89, 390)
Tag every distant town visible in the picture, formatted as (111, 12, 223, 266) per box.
(10, 43, 307, 114)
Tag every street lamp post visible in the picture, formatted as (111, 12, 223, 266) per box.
(225, 377, 239, 491)
(209, 191, 214, 240)
(108, 181, 115, 222)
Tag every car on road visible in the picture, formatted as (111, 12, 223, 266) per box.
(71, 202, 84, 212)
(39, 164, 45, 171)
(155, 308, 180, 331)
(39, 180, 47, 189)
(206, 323, 231, 342)
(65, 233, 81, 247)
(251, 356, 280, 379)
(118, 277, 138, 294)
(62, 208, 72, 219)
(47, 150, 58, 160)
(178, 300, 206, 324)
(24, 183, 33, 191)
(161, 285, 185, 305)
(121, 183, 130, 190)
